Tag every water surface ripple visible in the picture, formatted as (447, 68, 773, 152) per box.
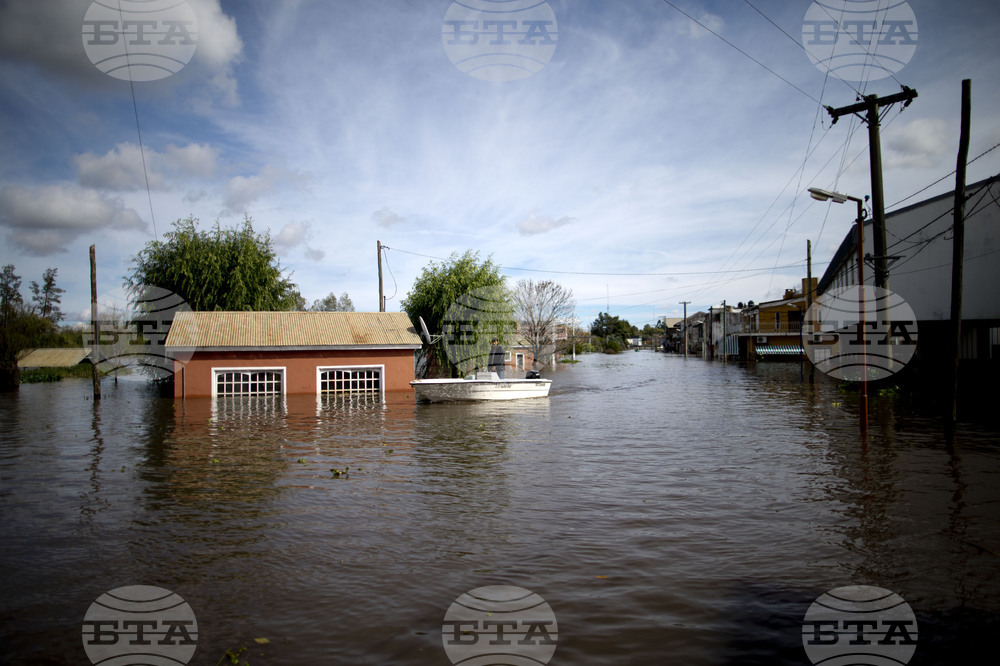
(1, 352, 998, 664)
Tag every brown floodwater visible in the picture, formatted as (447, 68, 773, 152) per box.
(1, 351, 998, 665)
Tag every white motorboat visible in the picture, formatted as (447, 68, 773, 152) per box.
(410, 371, 552, 403)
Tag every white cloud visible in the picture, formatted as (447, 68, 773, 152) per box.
(223, 167, 283, 213)
(165, 143, 219, 179)
(372, 207, 405, 227)
(272, 221, 325, 262)
(516, 212, 575, 236)
(73, 142, 219, 191)
(74, 143, 162, 191)
(0, 184, 146, 254)
(885, 118, 951, 169)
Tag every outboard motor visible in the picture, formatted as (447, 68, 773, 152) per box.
(525, 370, 541, 379)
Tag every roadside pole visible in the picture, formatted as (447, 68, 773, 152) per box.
(948, 79, 971, 424)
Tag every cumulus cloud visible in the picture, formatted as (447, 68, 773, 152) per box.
(272, 221, 325, 262)
(516, 211, 574, 236)
(0, 184, 147, 254)
(73, 142, 219, 191)
(75, 143, 161, 191)
(165, 142, 219, 179)
(885, 118, 950, 169)
(189, 0, 244, 104)
(223, 167, 282, 212)
(0, 0, 241, 97)
(372, 206, 405, 227)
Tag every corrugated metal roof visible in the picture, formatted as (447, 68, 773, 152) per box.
(18, 348, 92, 368)
(164, 311, 422, 349)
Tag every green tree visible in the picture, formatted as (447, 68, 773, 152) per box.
(310, 291, 355, 312)
(0, 265, 53, 391)
(401, 250, 512, 377)
(125, 215, 301, 311)
(30, 268, 64, 324)
(590, 311, 635, 351)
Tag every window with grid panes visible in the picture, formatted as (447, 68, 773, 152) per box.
(319, 367, 381, 395)
(215, 369, 283, 396)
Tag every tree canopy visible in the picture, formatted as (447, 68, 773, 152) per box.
(1, 265, 58, 390)
(401, 250, 513, 377)
(590, 311, 637, 350)
(310, 291, 355, 312)
(125, 215, 301, 311)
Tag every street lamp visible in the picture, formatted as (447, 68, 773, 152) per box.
(807, 187, 869, 440)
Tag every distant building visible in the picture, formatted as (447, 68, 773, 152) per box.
(740, 278, 817, 361)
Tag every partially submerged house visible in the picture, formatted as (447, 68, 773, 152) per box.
(164, 311, 422, 399)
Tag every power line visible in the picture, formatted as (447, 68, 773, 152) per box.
(386, 246, 810, 277)
(658, 0, 824, 105)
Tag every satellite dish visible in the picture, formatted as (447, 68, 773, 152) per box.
(418, 316, 441, 344)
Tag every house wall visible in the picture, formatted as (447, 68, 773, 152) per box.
(173, 349, 416, 398)
(821, 178, 1000, 321)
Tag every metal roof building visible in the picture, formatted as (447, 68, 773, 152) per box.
(164, 311, 422, 399)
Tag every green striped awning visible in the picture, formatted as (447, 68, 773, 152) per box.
(756, 345, 804, 355)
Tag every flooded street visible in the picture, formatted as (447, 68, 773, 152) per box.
(2, 351, 999, 665)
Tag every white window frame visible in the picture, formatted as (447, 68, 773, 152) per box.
(316, 364, 385, 400)
(212, 366, 286, 397)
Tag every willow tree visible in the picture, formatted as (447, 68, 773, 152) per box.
(125, 215, 300, 311)
(401, 250, 513, 378)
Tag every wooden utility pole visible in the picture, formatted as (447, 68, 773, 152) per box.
(949, 79, 971, 424)
(826, 86, 918, 290)
(721, 300, 727, 364)
(377, 240, 384, 312)
(90, 244, 100, 400)
(680, 301, 690, 358)
(806, 240, 815, 383)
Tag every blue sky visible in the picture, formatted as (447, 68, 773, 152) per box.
(1, 0, 999, 329)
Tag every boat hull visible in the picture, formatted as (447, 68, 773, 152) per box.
(410, 377, 552, 403)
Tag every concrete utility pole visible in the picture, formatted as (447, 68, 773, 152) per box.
(949, 79, 972, 424)
(826, 86, 918, 290)
(377, 240, 385, 312)
(680, 301, 690, 358)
